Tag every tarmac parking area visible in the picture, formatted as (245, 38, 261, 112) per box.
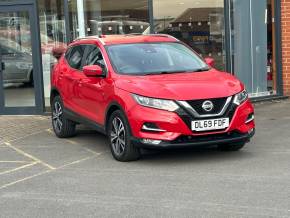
(0, 100, 290, 217)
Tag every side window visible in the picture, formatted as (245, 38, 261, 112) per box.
(1, 46, 15, 56)
(84, 45, 106, 72)
(66, 45, 85, 70)
(64, 47, 72, 60)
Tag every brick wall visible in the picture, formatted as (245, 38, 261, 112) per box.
(281, 0, 290, 96)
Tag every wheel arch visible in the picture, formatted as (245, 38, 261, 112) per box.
(50, 87, 61, 105)
(105, 101, 126, 133)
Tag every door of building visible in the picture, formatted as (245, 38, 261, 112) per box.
(229, 0, 269, 96)
(0, 3, 44, 114)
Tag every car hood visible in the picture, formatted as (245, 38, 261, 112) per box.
(114, 69, 244, 100)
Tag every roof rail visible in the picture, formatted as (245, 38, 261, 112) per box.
(148, 34, 179, 41)
(72, 33, 178, 44)
(124, 33, 178, 40)
(73, 35, 105, 45)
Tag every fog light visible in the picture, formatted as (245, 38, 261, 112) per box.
(141, 139, 162, 145)
(245, 113, 254, 124)
(141, 123, 166, 132)
(248, 128, 254, 134)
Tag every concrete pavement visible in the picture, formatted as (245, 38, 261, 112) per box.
(0, 100, 290, 217)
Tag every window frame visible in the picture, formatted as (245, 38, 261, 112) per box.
(82, 44, 109, 76)
(64, 44, 86, 70)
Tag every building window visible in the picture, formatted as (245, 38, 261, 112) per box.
(153, 0, 225, 71)
(38, 0, 67, 107)
(68, 0, 150, 40)
(229, 0, 277, 96)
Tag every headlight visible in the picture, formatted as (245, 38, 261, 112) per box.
(233, 90, 248, 105)
(132, 94, 179, 111)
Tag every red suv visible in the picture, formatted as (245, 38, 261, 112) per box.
(51, 34, 255, 161)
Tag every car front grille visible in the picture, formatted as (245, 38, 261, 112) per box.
(175, 96, 238, 133)
(186, 97, 228, 116)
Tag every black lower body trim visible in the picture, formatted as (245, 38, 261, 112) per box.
(63, 108, 106, 135)
(132, 129, 255, 149)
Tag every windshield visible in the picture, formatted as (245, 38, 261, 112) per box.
(106, 42, 209, 75)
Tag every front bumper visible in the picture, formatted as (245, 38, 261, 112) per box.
(132, 129, 255, 149)
(127, 97, 255, 142)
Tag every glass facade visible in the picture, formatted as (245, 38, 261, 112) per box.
(67, 0, 149, 40)
(0, 0, 283, 114)
(38, 0, 67, 106)
(153, 0, 225, 71)
(0, 11, 35, 107)
(229, 0, 276, 97)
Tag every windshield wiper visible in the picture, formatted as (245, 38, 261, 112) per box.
(192, 67, 210, 72)
(142, 68, 210, 76)
(143, 71, 190, 75)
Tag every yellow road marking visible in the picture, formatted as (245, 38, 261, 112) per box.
(0, 127, 104, 190)
(46, 129, 53, 134)
(57, 155, 96, 169)
(65, 139, 78, 145)
(0, 153, 101, 190)
(84, 147, 102, 156)
(0, 169, 52, 190)
(0, 161, 31, 163)
(4, 142, 56, 170)
(0, 162, 37, 176)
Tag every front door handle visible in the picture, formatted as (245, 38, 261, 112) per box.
(1, 62, 5, 71)
(78, 79, 84, 87)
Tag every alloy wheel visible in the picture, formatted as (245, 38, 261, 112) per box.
(52, 101, 63, 133)
(110, 117, 126, 156)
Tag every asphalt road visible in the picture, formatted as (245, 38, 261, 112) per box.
(0, 100, 290, 218)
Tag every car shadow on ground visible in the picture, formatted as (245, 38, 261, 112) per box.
(74, 127, 254, 165)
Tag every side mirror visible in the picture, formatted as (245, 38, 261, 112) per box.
(52, 46, 67, 60)
(83, 65, 103, 77)
(204, 57, 215, 68)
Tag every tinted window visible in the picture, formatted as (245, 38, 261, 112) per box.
(84, 45, 106, 72)
(1, 46, 16, 55)
(67, 45, 85, 70)
(107, 42, 208, 75)
(65, 47, 72, 60)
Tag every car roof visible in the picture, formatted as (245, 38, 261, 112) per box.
(72, 34, 179, 46)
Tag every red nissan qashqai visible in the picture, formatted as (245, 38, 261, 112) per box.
(50, 34, 255, 162)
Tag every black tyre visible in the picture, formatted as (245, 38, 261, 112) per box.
(108, 110, 140, 162)
(217, 142, 246, 151)
(28, 72, 34, 87)
(51, 95, 76, 138)
(24, 71, 34, 87)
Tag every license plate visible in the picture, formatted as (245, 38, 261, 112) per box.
(191, 118, 229, 132)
